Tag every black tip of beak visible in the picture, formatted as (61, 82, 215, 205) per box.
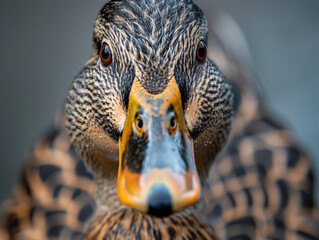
(147, 184, 172, 217)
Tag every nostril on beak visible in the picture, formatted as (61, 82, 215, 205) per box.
(147, 184, 172, 217)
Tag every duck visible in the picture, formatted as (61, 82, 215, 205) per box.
(65, 0, 232, 238)
(1, 0, 319, 239)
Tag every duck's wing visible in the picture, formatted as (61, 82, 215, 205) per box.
(205, 111, 319, 239)
(0, 118, 96, 240)
(203, 10, 319, 240)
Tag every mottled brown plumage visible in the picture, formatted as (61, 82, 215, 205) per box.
(83, 209, 217, 240)
(1, 1, 319, 240)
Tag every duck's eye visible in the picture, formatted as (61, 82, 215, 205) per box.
(168, 116, 177, 135)
(196, 41, 207, 62)
(135, 117, 144, 130)
(170, 116, 177, 129)
(100, 43, 112, 66)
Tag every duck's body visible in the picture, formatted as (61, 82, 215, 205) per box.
(1, 104, 318, 239)
(1, 1, 319, 240)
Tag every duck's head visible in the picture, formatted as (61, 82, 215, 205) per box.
(65, 0, 233, 217)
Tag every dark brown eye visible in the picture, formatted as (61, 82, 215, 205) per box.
(100, 43, 112, 66)
(196, 41, 207, 62)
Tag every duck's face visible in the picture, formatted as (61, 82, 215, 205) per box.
(65, 0, 233, 216)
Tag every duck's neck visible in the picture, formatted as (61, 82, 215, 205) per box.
(94, 173, 124, 212)
(83, 208, 217, 239)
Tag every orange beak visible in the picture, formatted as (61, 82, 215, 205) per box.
(117, 76, 201, 216)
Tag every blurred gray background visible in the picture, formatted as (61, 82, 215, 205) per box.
(0, 0, 318, 206)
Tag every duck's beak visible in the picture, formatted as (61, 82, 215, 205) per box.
(117, 76, 201, 216)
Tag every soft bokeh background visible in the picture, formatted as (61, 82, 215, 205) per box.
(0, 0, 318, 206)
